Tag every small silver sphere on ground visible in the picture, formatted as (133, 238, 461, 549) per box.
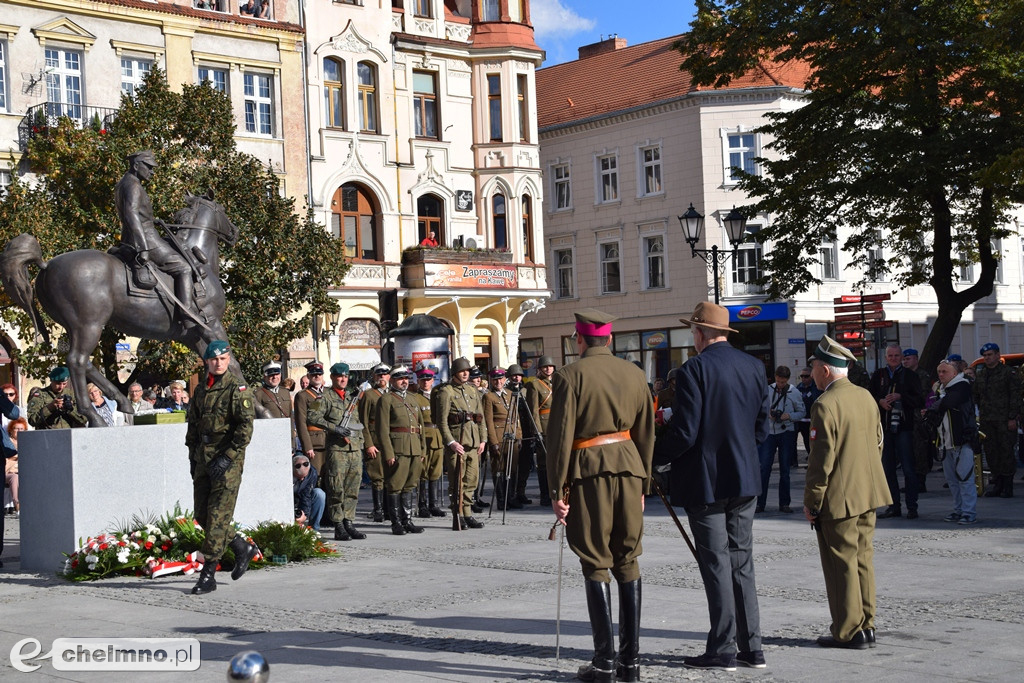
(227, 650, 269, 682)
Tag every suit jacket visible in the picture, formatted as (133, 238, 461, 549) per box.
(804, 377, 892, 520)
(655, 340, 768, 508)
(544, 345, 655, 502)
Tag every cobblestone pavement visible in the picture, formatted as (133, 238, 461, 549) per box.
(2, 466, 1023, 682)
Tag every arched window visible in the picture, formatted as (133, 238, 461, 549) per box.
(323, 57, 344, 129)
(332, 183, 379, 261)
(521, 194, 534, 262)
(417, 194, 444, 246)
(357, 61, 378, 133)
(492, 194, 507, 249)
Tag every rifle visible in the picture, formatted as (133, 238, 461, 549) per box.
(339, 381, 372, 445)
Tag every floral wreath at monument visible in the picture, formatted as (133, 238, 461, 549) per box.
(61, 505, 336, 581)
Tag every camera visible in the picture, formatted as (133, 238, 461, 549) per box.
(889, 399, 902, 433)
(770, 409, 783, 421)
(61, 395, 75, 414)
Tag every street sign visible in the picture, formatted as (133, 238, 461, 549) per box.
(841, 340, 873, 350)
(833, 302, 884, 314)
(834, 322, 865, 331)
(833, 293, 892, 304)
(861, 293, 892, 303)
(865, 320, 894, 329)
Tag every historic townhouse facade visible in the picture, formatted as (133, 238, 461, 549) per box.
(304, 0, 547, 374)
(522, 35, 1024, 381)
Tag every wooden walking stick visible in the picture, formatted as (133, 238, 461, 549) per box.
(651, 476, 699, 562)
(547, 484, 571, 661)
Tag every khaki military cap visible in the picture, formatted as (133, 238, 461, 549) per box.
(809, 335, 858, 368)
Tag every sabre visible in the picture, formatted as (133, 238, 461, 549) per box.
(547, 483, 570, 661)
(651, 476, 699, 562)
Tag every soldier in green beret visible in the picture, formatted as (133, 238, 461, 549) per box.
(307, 362, 366, 541)
(27, 367, 89, 430)
(185, 340, 257, 595)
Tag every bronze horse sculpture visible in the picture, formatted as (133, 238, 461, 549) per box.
(0, 193, 240, 427)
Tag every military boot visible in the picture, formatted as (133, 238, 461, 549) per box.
(417, 480, 431, 518)
(984, 476, 1004, 497)
(228, 536, 258, 580)
(462, 515, 484, 529)
(369, 488, 385, 522)
(493, 474, 508, 510)
(616, 578, 642, 682)
(577, 579, 615, 682)
(388, 493, 405, 535)
(428, 479, 446, 517)
(334, 522, 350, 541)
(538, 468, 552, 506)
(190, 560, 218, 595)
(1000, 475, 1014, 498)
(343, 518, 366, 540)
(400, 491, 424, 534)
(382, 487, 392, 521)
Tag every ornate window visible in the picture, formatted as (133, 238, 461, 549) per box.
(644, 235, 665, 289)
(600, 241, 622, 294)
(45, 48, 83, 124)
(413, 71, 438, 138)
(332, 183, 380, 261)
(358, 61, 378, 133)
(517, 74, 528, 142)
(552, 163, 571, 210)
(482, 0, 500, 21)
(120, 57, 151, 97)
(198, 66, 228, 93)
(323, 58, 344, 129)
(597, 154, 618, 203)
(492, 194, 507, 249)
(521, 195, 535, 262)
(554, 248, 575, 299)
(0, 41, 7, 112)
(725, 131, 758, 183)
(417, 194, 443, 246)
(488, 74, 502, 141)
(639, 144, 662, 196)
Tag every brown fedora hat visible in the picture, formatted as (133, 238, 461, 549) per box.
(680, 301, 737, 334)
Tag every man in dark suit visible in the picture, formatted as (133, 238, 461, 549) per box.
(804, 336, 891, 649)
(655, 302, 769, 671)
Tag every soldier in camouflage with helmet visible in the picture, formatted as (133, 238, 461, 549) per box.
(973, 342, 1022, 497)
(185, 340, 258, 595)
(307, 362, 366, 542)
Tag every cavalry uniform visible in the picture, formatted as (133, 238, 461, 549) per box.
(973, 351, 1022, 496)
(524, 358, 556, 505)
(359, 372, 390, 521)
(411, 372, 446, 517)
(437, 358, 487, 528)
(483, 375, 523, 510)
(295, 385, 326, 473)
(254, 380, 293, 420)
(376, 368, 426, 535)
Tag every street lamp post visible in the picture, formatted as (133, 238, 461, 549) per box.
(677, 203, 749, 304)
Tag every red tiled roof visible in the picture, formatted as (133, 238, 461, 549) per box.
(89, 0, 303, 33)
(537, 35, 810, 130)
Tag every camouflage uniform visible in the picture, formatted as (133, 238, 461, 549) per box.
(307, 387, 364, 526)
(973, 363, 1021, 484)
(186, 370, 255, 562)
(26, 386, 89, 429)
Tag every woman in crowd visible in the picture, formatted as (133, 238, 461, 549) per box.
(86, 383, 125, 427)
(924, 359, 979, 525)
(5, 417, 26, 517)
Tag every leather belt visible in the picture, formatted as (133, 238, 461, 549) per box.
(539, 408, 551, 415)
(307, 425, 324, 432)
(392, 427, 422, 434)
(572, 430, 630, 450)
(423, 422, 436, 428)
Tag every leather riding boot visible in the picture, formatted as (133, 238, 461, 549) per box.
(343, 518, 366, 540)
(577, 580, 615, 682)
(984, 475, 1004, 497)
(388, 493, 405, 535)
(616, 578, 642, 682)
(1000, 475, 1014, 498)
(429, 479, 446, 517)
(370, 488, 385, 522)
(334, 522, 350, 541)
(228, 536, 258, 581)
(417, 480, 431, 518)
(538, 468, 552, 506)
(190, 559, 218, 595)
(517, 465, 532, 504)
(400, 491, 424, 533)
(382, 487, 392, 521)
(462, 515, 484, 529)
(494, 474, 508, 510)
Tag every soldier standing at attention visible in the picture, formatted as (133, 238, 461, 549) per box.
(294, 361, 329, 517)
(438, 357, 487, 530)
(412, 368, 446, 518)
(27, 367, 89, 430)
(525, 356, 557, 506)
(253, 360, 293, 422)
(359, 363, 391, 521)
(376, 366, 426, 535)
(483, 367, 522, 510)
(973, 342, 1022, 497)
(185, 340, 257, 595)
(546, 309, 654, 683)
(307, 362, 365, 542)
(506, 364, 533, 506)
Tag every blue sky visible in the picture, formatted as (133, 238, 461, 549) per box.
(531, 0, 698, 66)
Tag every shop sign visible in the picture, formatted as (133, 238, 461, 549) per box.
(726, 302, 789, 322)
(642, 331, 668, 349)
(425, 264, 518, 289)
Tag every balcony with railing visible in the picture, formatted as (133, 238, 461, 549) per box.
(18, 103, 118, 150)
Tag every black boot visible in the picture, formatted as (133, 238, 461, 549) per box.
(578, 580, 615, 682)
(190, 559, 218, 595)
(462, 515, 484, 529)
(984, 476, 1004, 497)
(334, 522, 350, 541)
(429, 479, 446, 517)
(228, 536, 258, 581)
(382, 487, 392, 521)
(1000, 475, 1014, 498)
(417, 480, 431, 518)
(400, 491, 424, 533)
(388, 493, 405, 535)
(370, 487, 385, 522)
(538, 468, 552, 506)
(494, 474, 508, 510)
(343, 518, 366, 540)
(616, 579, 641, 682)
(452, 515, 463, 531)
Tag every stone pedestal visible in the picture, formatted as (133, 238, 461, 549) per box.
(18, 419, 293, 573)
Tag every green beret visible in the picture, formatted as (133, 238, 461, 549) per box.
(203, 340, 231, 360)
(330, 362, 350, 376)
(49, 366, 70, 381)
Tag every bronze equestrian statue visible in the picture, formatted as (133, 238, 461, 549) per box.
(0, 151, 240, 427)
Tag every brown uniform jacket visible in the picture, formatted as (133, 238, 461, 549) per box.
(359, 387, 387, 451)
(437, 380, 486, 448)
(544, 345, 655, 501)
(376, 390, 426, 459)
(294, 387, 324, 453)
(804, 377, 892, 520)
(253, 384, 292, 420)
(525, 377, 553, 436)
(483, 389, 523, 447)
(411, 389, 442, 451)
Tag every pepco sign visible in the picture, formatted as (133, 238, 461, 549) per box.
(726, 302, 789, 322)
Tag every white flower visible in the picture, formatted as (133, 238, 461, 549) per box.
(169, 531, 177, 538)
(85, 554, 99, 564)
(117, 551, 130, 564)
(147, 535, 156, 543)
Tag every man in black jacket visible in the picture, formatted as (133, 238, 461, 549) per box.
(293, 453, 325, 533)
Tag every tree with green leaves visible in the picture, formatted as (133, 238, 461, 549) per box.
(0, 68, 348, 384)
(679, 1, 1024, 369)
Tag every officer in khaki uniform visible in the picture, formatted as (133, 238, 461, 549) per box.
(253, 361, 293, 424)
(185, 341, 258, 595)
(546, 309, 654, 683)
(525, 356, 556, 506)
(359, 364, 391, 521)
(804, 336, 892, 649)
(27, 367, 89, 430)
(483, 367, 523, 510)
(437, 357, 487, 530)
(411, 368, 446, 518)
(295, 361, 327, 482)
(376, 366, 426, 535)
(307, 362, 366, 542)
(506, 364, 533, 505)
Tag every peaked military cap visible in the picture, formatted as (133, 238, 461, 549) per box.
(417, 368, 435, 379)
(304, 360, 324, 375)
(488, 367, 506, 378)
(262, 360, 282, 375)
(203, 340, 231, 360)
(538, 355, 556, 368)
(469, 366, 483, 379)
(330, 362, 350, 376)
(390, 365, 412, 379)
(680, 301, 737, 334)
(372, 363, 392, 375)
(809, 335, 858, 368)
(128, 149, 157, 167)
(573, 308, 617, 337)
(451, 357, 472, 373)
(49, 366, 70, 382)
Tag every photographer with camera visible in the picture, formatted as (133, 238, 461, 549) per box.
(869, 344, 924, 519)
(27, 366, 89, 430)
(756, 365, 805, 513)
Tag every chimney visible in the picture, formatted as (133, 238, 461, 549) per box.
(578, 35, 627, 60)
